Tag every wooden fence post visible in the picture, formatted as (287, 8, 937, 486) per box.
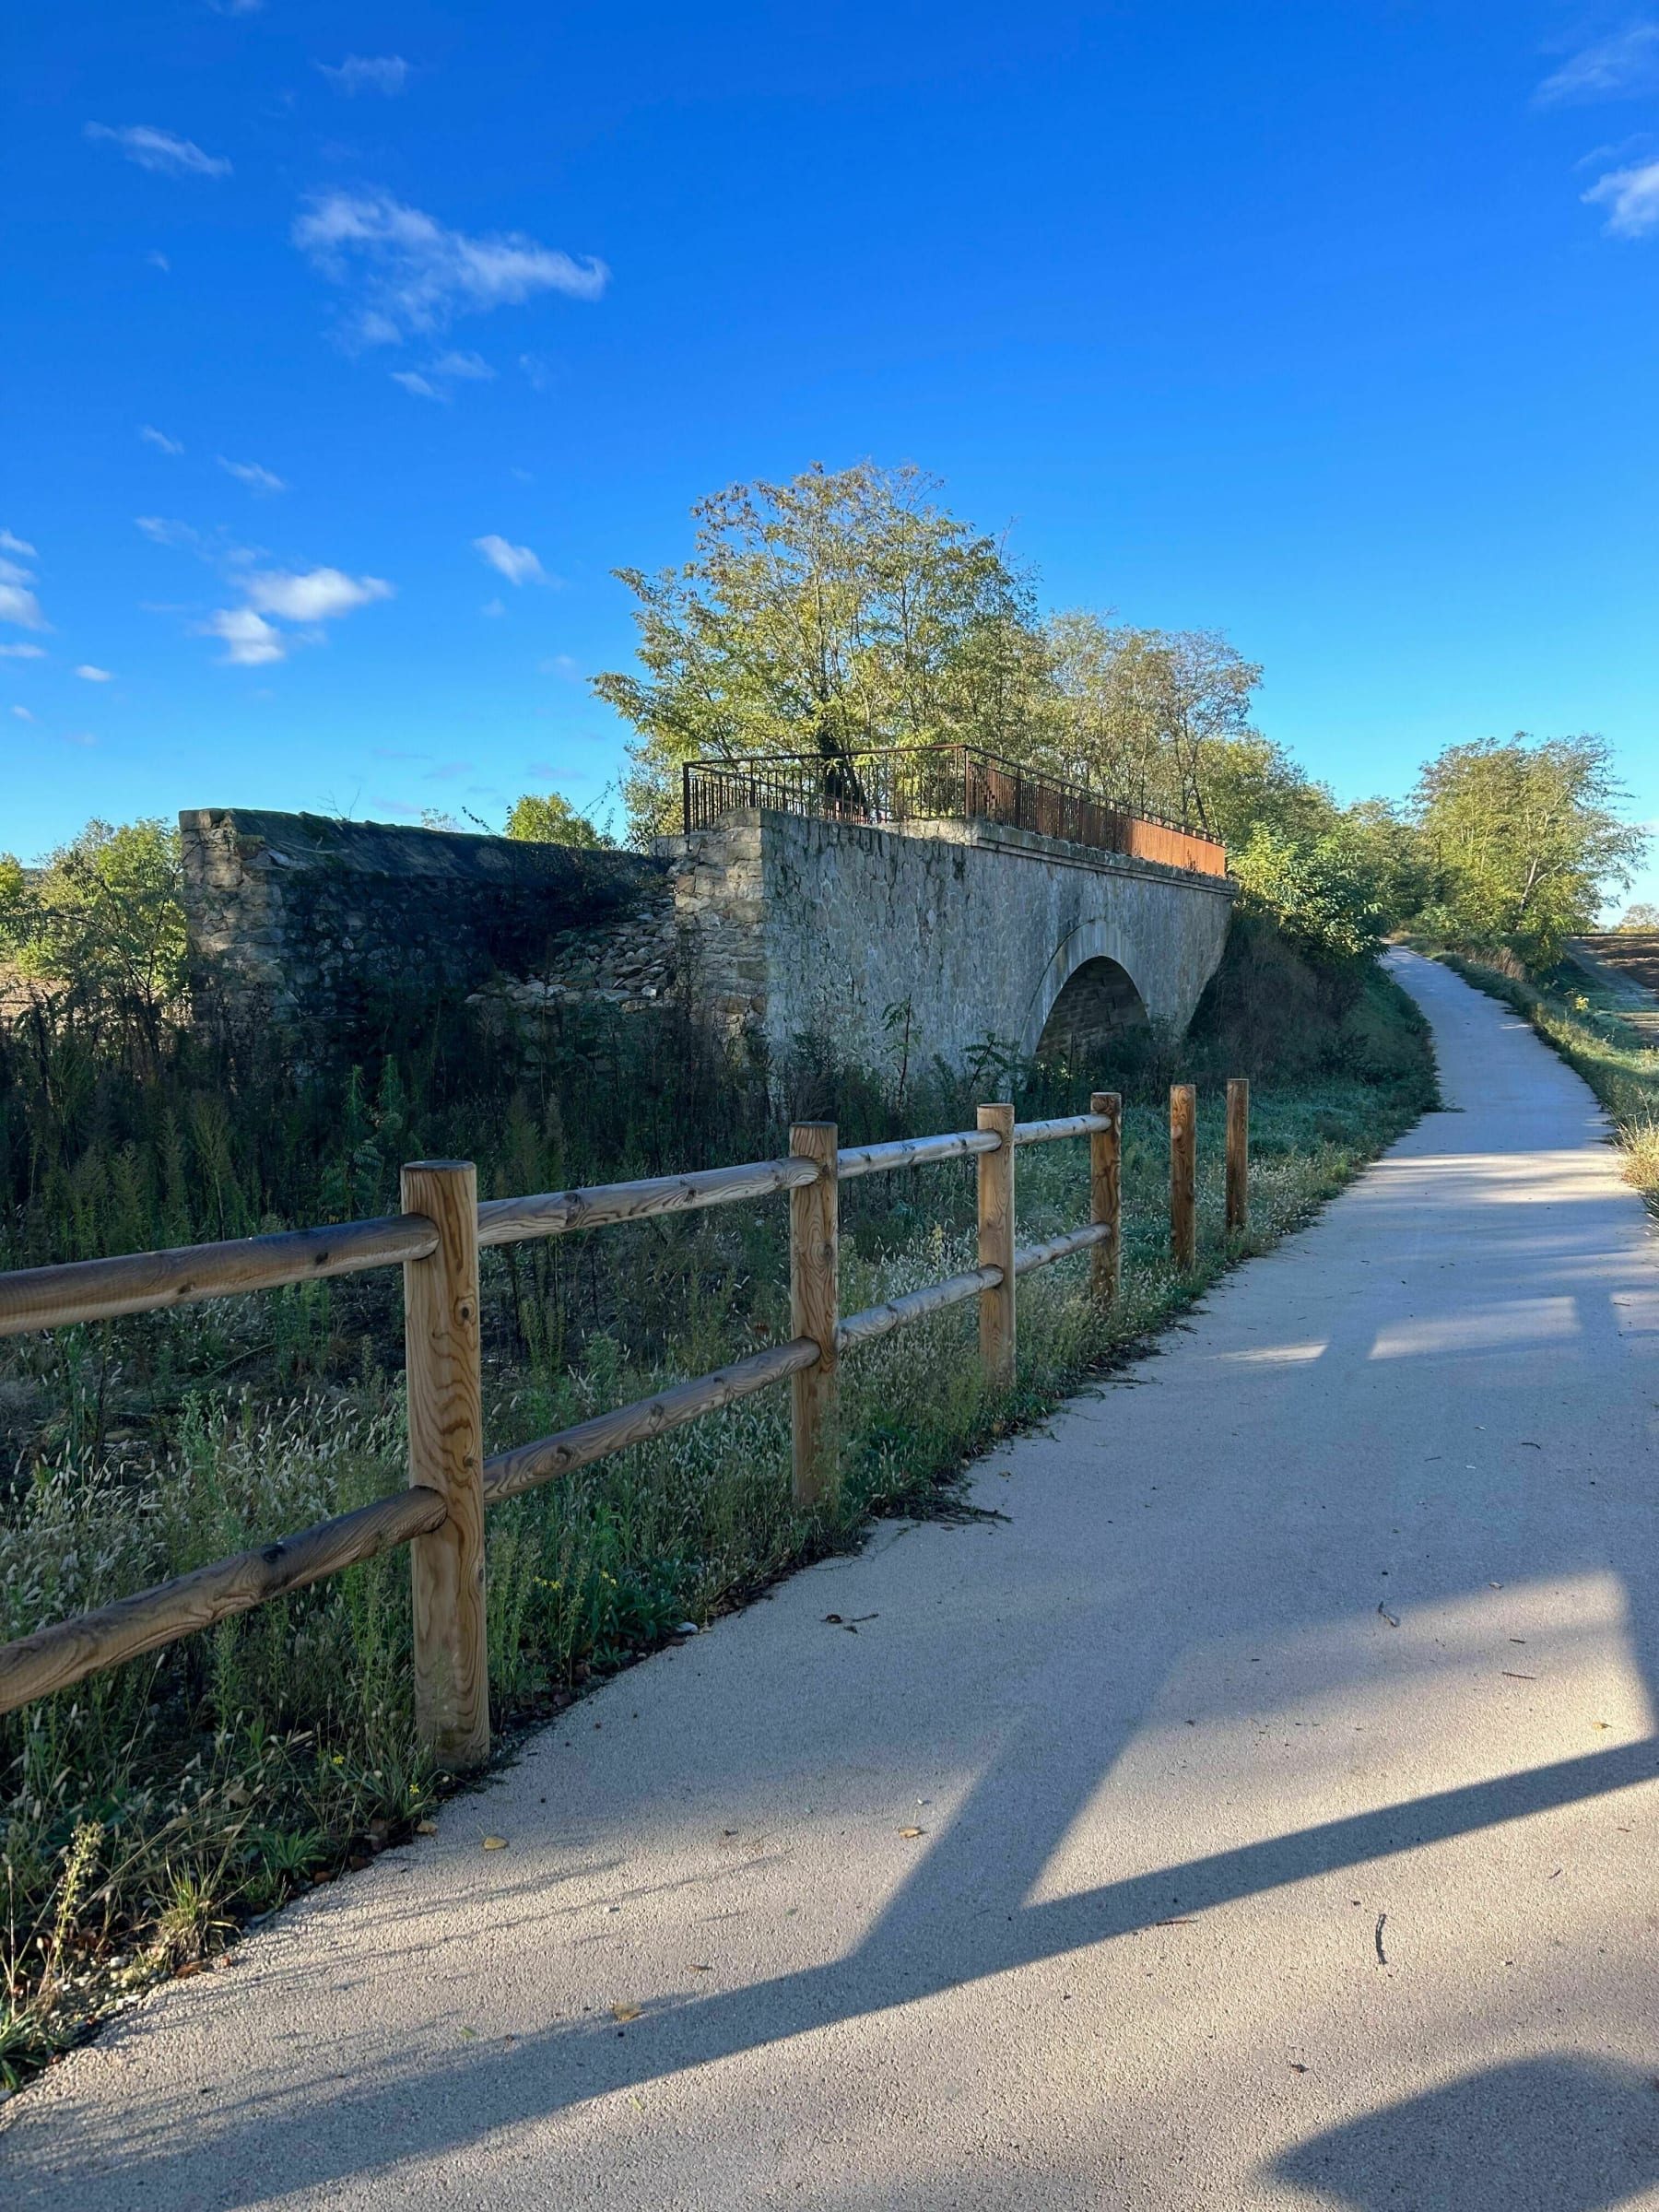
(1226, 1076, 1249, 1236)
(402, 1159, 488, 1773)
(977, 1102, 1017, 1388)
(789, 1122, 839, 1512)
(1170, 1086, 1196, 1272)
(1089, 1091, 1121, 1301)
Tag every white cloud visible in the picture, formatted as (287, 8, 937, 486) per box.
(11, 705, 32, 721)
(480, 597, 507, 618)
(1537, 25, 1659, 105)
(204, 607, 286, 665)
(75, 665, 113, 682)
(0, 539, 47, 632)
(135, 514, 202, 550)
(85, 124, 231, 178)
(292, 189, 607, 345)
(0, 643, 45, 659)
(539, 653, 580, 678)
(474, 534, 547, 586)
(141, 425, 183, 454)
(245, 567, 394, 620)
(317, 55, 409, 97)
(390, 371, 441, 400)
(218, 456, 288, 494)
(391, 349, 494, 401)
(147, 250, 171, 273)
(1584, 158, 1659, 234)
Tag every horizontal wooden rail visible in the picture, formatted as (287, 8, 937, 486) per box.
(0, 1214, 441, 1340)
(837, 1265, 1003, 1351)
(835, 1129, 1000, 1181)
(0, 1485, 448, 1717)
(1015, 1222, 1112, 1275)
(482, 1337, 819, 1506)
(478, 1156, 818, 1245)
(0, 1080, 1246, 1746)
(1012, 1113, 1112, 1146)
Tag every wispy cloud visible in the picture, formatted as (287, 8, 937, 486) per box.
(245, 567, 393, 620)
(209, 0, 264, 14)
(141, 425, 183, 454)
(1584, 157, 1659, 232)
(218, 456, 288, 494)
(0, 538, 49, 633)
(203, 607, 285, 665)
(475, 534, 547, 586)
(480, 597, 507, 618)
(1537, 23, 1659, 105)
(317, 55, 409, 97)
(85, 124, 231, 178)
(391, 349, 494, 401)
(0, 643, 45, 660)
(147, 250, 171, 273)
(75, 665, 113, 683)
(11, 705, 32, 722)
(292, 189, 606, 347)
(539, 653, 581, 678)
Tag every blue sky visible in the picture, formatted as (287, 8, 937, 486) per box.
(6, 3, 1659, 904)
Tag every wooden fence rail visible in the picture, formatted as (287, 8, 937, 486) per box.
(0, 1081, 1248, 1756)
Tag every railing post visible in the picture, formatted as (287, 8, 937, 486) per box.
(1089, 1091, 1121, 1301)
(789, 1122, 840, 1512)
(1226, 1076, 1249, 1236)
(1170, 1086, 1196, 1272)
(402, 1160, 488, 1772)
(977, 1102, 1017, 1388)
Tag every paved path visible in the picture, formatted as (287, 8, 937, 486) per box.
(7, 952, 1659, 2210)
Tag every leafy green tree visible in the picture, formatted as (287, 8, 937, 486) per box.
(1412, 735, 1647, 959)
(1041, 613, 1266, 831)
(504, 791, 602, 847)
(593, 461, 1050, 837)
(0, 818, 187, 1059)
(1229, 823, 1387, 961)
(1618, 901, 1659, 930)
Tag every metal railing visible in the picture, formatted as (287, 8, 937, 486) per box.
(0, 1079, 1252, 1767)
(680, 744, 1228, 877)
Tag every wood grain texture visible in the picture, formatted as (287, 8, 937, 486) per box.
(977, 1103, 1017, 1390)
(789, 1123, 840, 1511)
(1226, 1076, 1249, 1234)
(0, 1214, 437, 1338)
(1089, 1090, 1122, 1301)
(835, 1128, 999, 1182)
(1012, 1112, 1112, 1147)
(484, 1337, 818, 1504)
(0, 1486, 445, 1717)
(1171, 1084, 1197, 1271)
(1014, 1222, 1112, 1276)
(837, 1265, 1002, 1351)
(477, 1157, 816, 1246)
(402, 1161, 488, 1773)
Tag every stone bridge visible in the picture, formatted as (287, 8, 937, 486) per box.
(180, 795, 1234, 1075)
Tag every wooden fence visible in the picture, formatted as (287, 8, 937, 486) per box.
(0, 1083, 1249, 1767)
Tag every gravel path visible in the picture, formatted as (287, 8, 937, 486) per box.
(6, 949, 1659, 2210)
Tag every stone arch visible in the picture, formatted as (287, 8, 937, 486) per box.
(1020, 917, 1157, 1064)
(1034, 955, 1148, 1066)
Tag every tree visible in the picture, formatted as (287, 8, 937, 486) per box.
(1412, 735, 1648, 958)
(1229, 823, 1387, 961)
(1041, 614, 1265, 831)
(0, 818, 187, 1060)
(593, 461, 1050, 837)
(504, 791, 602, 847)
(1618, 901, 1659, 930)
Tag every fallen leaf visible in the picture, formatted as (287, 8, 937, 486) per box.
(1377, 1604, 1400, 1629)
(899, 1827, 924, 1839)
(482, 1836, 509, 1851)
(823, 1614, 843, 1625)
(1289, 2062, 1309, 2074)
(689, 1963, 712, 1972)
(1501, 1671, 1536, 1681)
(1594, 1721, 1612, 1731)
(611, 2003, 641, 2023)
(417, 1820, 438, 1836)
(1155, 1916, 1194, 1927)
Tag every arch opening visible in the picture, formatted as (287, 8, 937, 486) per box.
(1034, 955, 1148, 1069)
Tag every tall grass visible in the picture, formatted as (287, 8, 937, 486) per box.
(0, 919, 1434, 2087)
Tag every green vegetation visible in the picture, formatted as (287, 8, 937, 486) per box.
(503, 792, 602, 847)
(1432, 947, 1659, 1204)
(0, 898, 1435, 2085)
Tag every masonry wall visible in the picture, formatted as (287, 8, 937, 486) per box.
(662, 809, 1236, 1077)
(180, 809, 669, 1026)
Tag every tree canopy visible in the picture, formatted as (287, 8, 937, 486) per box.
(503, 791, 602, 847)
